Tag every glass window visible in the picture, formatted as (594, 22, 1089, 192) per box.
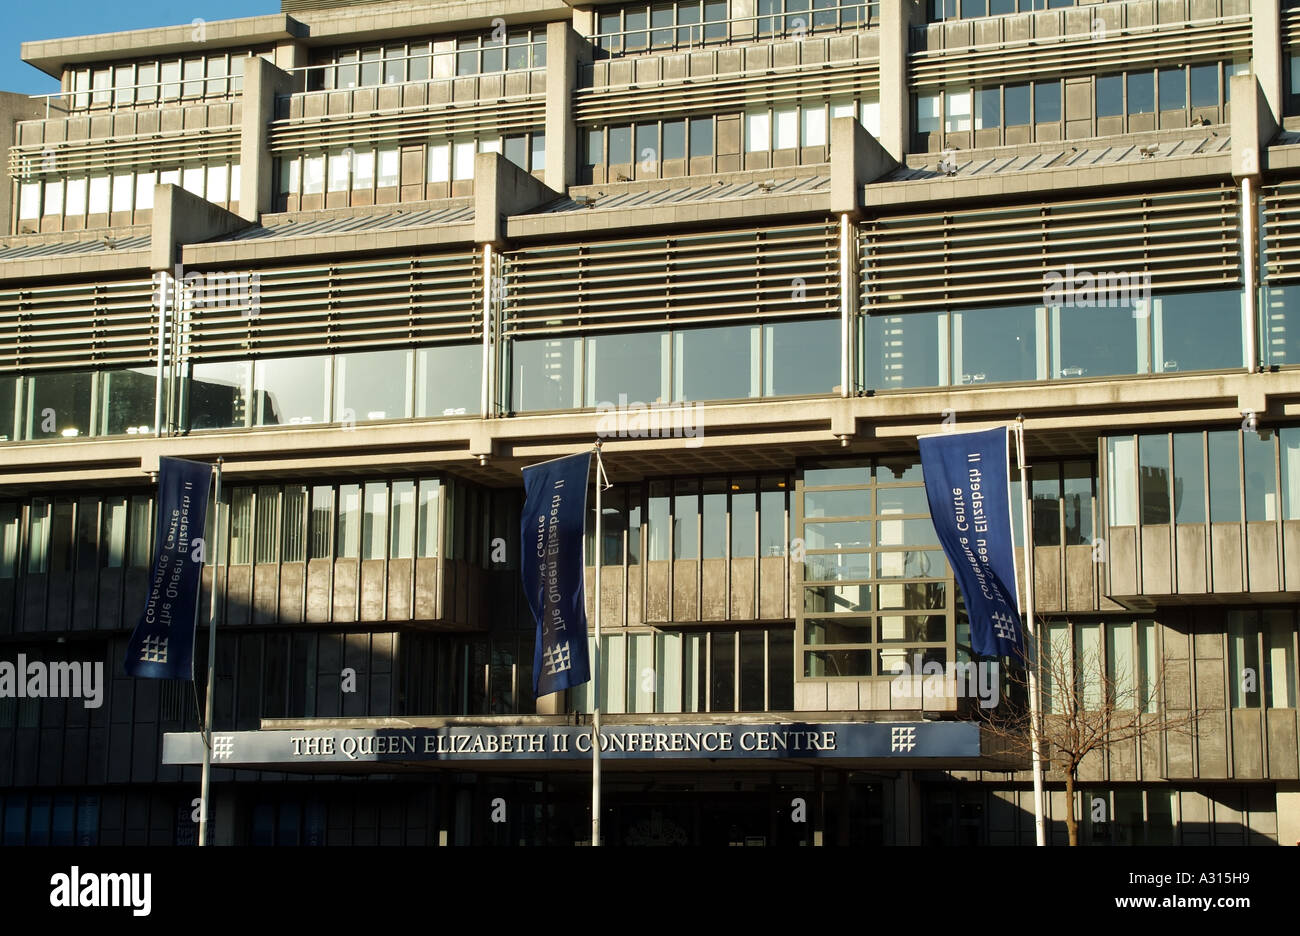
(27, 500, 50, 573)
(673, 480, 699, 559)
(253, 355, 329, 426)
(228, 488, 253, 564)
(416, 344, 481, 417)
(43, 180, 63, 217)
(99, 497, 127, 569)
(635, 122, 658, 165)
(99, 367, 156, 436)
(648, 481, 671, 561)
(1054, 304, 1142, 378)
(609, 125, 632, 165)
(88, 176, 110, 214)
(745, 110, 771, 152)
(1228, 611, 1259, 708)
(302, 155, 325, 195)
(328, 152, 350, 192)
(182, 166, 205, 198)
(1282, 428, 1300, 521)
(1159, 67, 1186, 111)
(586, 331, 668, 407)
(801, 105, 827, 147)
(674, 324, 758, 402)
(0, 377, 13, 442)
(1127, 71, 1155, 115)
(504, 135, 528, 170)
(416, 479, 441, 558)
(731, 479, 757, 558)
(65, 178, 87, 217)
(531, 132, 545, 172)
(362, 482, 387, 560)
(944, 89, 971, 133)
(764, 319, 839, 396)
(1032, 463, 1061, 546)
(861, 97, 881, 138)
(334, 349, 410, 423)
(774, 107, 798, 149)
(128, 495, 153, 567)
(135, 171, 156, 210)
(1173, 432, 1206, 524)
(1106, 437, 1137, 526)
(336, 484, 362, 558)
(1005, 84, 1030, 126)
(1207, 430, 1240, 523)
(1155, 290, 1242, 374)
(1034, 81, 1061, 122)
(1189, 63, 1218, 108)
(1264, 610, 1296, 707)
(378, 148, 400, 187)
(702, 480, 726, 559)
(663, 120, 686, 160)
(866, 311, 947, 389)
(760, 480, 787, 558)
(254, 486, 279, 563)
(425, 142, 450, 184)
(1096, 74, 1123, 118)
(711, 631, 735, 711)
(182, 57, 204, 97)
(282, 485, 308, 562)
(916, 93, 940, 134)
(1138, 435, 1171, 524)
(351, 150, 374, 189)
(512, 337, 582, 412)
(952, 304, 1041, 384)
(584, 128, 604, 167)
(26, 371, 92, 439)
(189, 360, 250, 430)
(739, 630, 765, 711)
(18, 183, 41, 221)
(1243, 430, 1277, 522)
(309, 486, 333, 559)
(974, 87, 1000, 129)
(688, 117, 713, 158)
(1063, 461, 1093, 545)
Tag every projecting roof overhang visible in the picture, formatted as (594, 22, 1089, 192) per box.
(163, 718, 1025, 774)
(21, 16, 305, 79)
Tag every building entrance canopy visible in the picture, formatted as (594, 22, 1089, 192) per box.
(162, 720, 1019, 772)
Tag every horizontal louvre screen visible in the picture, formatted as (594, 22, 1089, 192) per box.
(180, 252, 481, 360)
(910, 16, 1250, 88)
(269, 97, 545, 153)
(575, 61, 879, 125)
(1262, 180, 1300, 285)
(9, 128, 241, 180)
(861, 186, 1240, 310)
(0, 278, 157, 372)
(1287, 3, 1300, 48)
(503, 223, 838, 337)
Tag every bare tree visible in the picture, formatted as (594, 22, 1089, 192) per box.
(976, 629, 1204, 846)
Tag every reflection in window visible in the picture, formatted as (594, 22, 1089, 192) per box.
(335, 349, 410, 423)
(1243, 430, 1277, 522)
(253, 356, 330, 426)
(674, 324, 758, 401)
(415, 344, 481, 418)
(1173, 432, 1205, 523)
(953, 305, 1041, 384)
(512, 337, 581, 412)
(1138, 435, 1171, 524)
(1207, 430, 1239, 523)
(1053, 305, 1141, 379)
(1154, 290, 1242, 373)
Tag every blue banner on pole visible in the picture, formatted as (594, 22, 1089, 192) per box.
(124, 457, 212, 680)
(918, 427, 1024, 659)
(521, 452, 593, 698)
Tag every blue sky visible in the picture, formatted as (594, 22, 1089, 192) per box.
(3, 1, 277, 95)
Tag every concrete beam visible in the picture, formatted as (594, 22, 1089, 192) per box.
(830, 116, 898, 217)
(149, 184, 251, 272)
(474, 152, 562, 245)
(545, 21, 591, 193)
(239, 56, 295, 224)
(1231, 73, 1279, 179)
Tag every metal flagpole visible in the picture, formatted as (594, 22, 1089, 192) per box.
(1014, 417, 1047, 847)
(590, 441, 610, 847)
(198, 456, 224, 847)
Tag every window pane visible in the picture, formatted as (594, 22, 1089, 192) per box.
(648, 481, 671, 561)
(99, 367, 156, 436)
(1159, 67, 1186, 110)
(1227, 611, 1259, 707)
(189, 360, 250, 430)
(512, 337, 582, 411)
(1243, 430, 1277, 522)
(759, 480, 787, 558)
(1106, 436, 1137, 526)
(1207, 430, 1240, 523)
(253, 356, 329, 426)
(944, 89, 971, 133)
(1155, 290, 1242, 374)
(587, 331, 667, 407)
(1054, 305, 1141, 378)
(674, 324, 758, 401)
(769, 628, 793, 709)
(282, 485, 307, 563)
(336, 484, 361, 558)
(1096, 74, 1123, 117)
(635, 122, 658, 165)
(128, 495, 152, 567)
(702, 481, 726, 559)
(452, 140, 477, 181)
(1173, 433, 1206, 523)
(745, 110, 771, 152)
(1283, 427, 1300, 521)
(228, 488, 253, 564)
(1127, 71, 1155, 115)
(764, 319, 839, 395)
(688, 117, 713, 158)
(1032, 463, 1060, 546)
(674, 480, 699, 559)
(609, 125, 632, 165)
(953, 304, 1040, 384)
(417, 480, 441, 558)
(1264, 610, 1296, 707)
(309, 486, 333, 559)
(335, 349, 409, 423)
(1189, 63, 1218, 107)
(915, 93, 939, 133)
(1004, 84, 1030, 125)
(26, 371, 92, 439)
(663, 119, 686, 159)
(99, 497, 127, 569)
(801, 105, 827, 147)
(362, 482, 387, 560)
(1063, 461, 1093, 545)
(975, 87, 1000, 128)
(1139, 435, 1171, 524)
(1034, 80, 1061, 122)
(255, 486, 279, 563)
(416, 344, 481, 417)
(866, 311, 946, 389)
(731, 480, 757, 558)
(711, 631, 735, 712)
(739, 630, 765, 711)
(378, 148, 400, 186)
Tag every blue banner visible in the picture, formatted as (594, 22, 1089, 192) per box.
(521, 452, 592, 697)
(124, 457, 212, 680)
(918, 428, 1024, 658)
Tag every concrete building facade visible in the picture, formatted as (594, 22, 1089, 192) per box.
(1, 0, 1298, 845)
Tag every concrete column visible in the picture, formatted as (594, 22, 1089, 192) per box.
(238, 56, 294, 224)
(1277, 782, 1300, 846)
(149, 184, 251, 273)
(571, 5, 597, 35)
(878, 0, 922, 164)
(273, 40, 311, 93)
(1231, 74, 1276, 374)
(829, 115, 898, 217)
(1251, 0, 1283, 127)
(545, 21, 591, 192)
